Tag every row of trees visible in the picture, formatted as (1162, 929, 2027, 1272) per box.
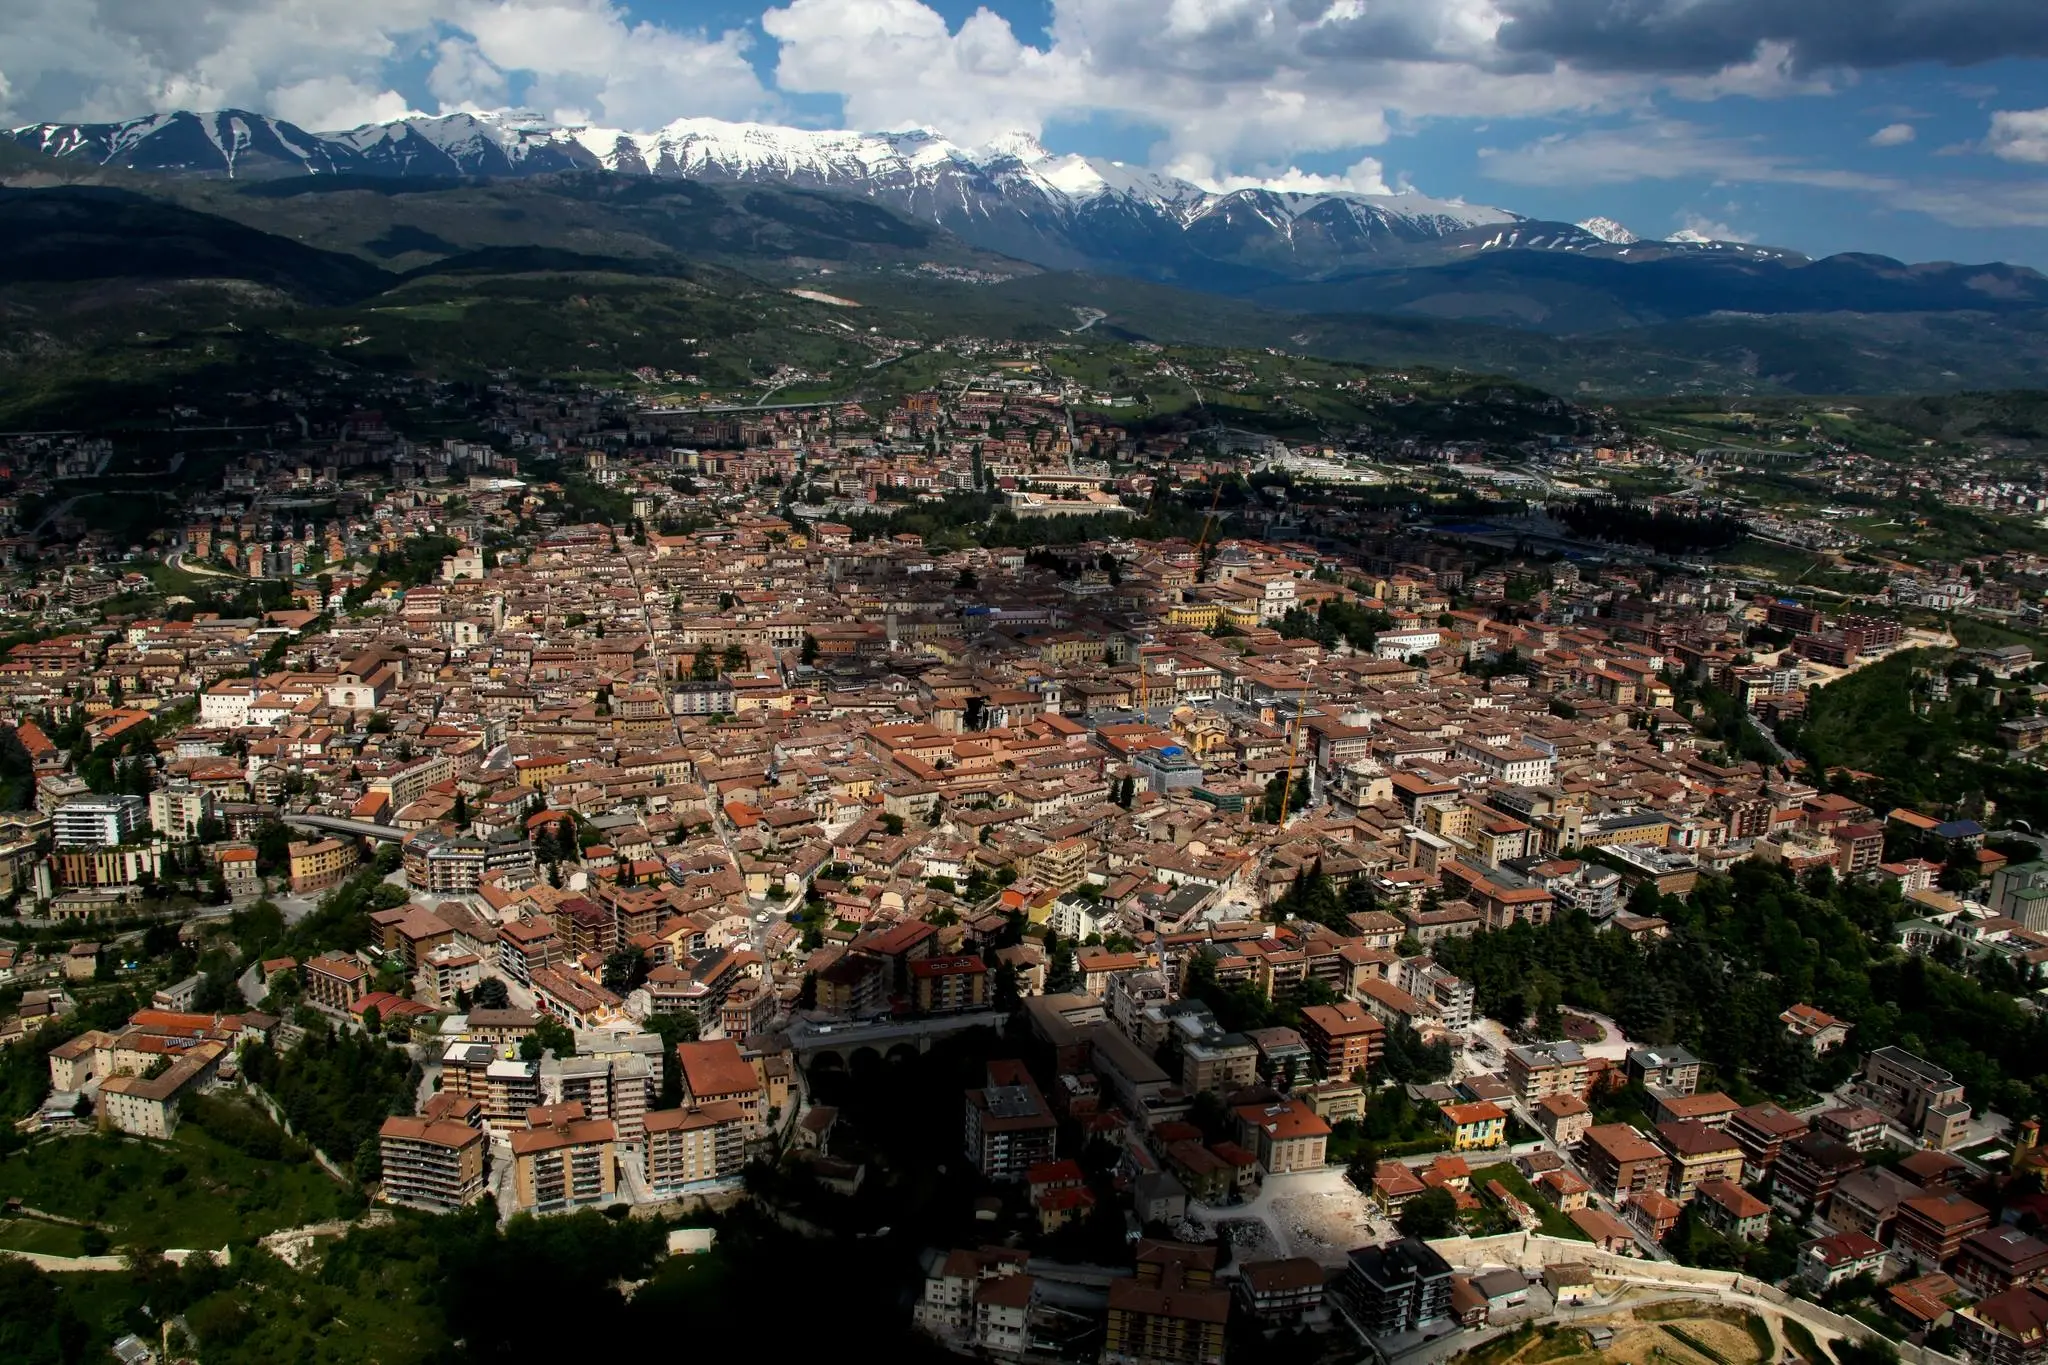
(239, 1025, 417, 1183)
(1434, 861, 2048, 1118)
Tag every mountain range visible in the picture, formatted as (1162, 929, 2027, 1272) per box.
(10, 108, 1810, 290)
(8, 107, 2048, 397)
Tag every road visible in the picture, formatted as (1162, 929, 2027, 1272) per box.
(617, 529, 763, 964)
(165, 550, 241, 580)
(784, 1010, 1006, 1057)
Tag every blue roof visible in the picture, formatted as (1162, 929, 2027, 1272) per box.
(1934, 820, 1985, 839)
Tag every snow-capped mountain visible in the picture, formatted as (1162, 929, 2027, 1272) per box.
(6, 108, 1771, 284)
(1577, 217, 1640, 246)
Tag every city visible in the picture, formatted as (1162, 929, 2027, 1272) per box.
(0, 342, 2045, 1365)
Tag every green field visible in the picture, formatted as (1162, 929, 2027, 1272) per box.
(0, 1109, 356, 1249)
(1470, 1162, 1590, 1241)
(0, 1216, 90, 1256)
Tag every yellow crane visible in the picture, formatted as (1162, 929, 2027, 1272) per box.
(1274, 667, 1317, 825)
(1192, 477, 1225, 560)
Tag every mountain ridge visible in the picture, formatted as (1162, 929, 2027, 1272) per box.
(12, 107, 1790, 284)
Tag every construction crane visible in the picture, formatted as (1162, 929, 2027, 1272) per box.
(1191, 477, 1225, 561)
(1274, 667, 1317, 826)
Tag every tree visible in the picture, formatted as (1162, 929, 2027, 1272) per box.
(603, 949, 648, 995)
(1046, 934, 1079, 994)
(353, 1136, 382, 1186)
(992, 961, 1021, 1013)
(524, 1016, 576, 1060)
(361, 1004, 381, 1036)
(881, 813, 904, 837)
(1396, 1186, 1460, 1240)
(1259, 773, 1308, 823)
(472, 977, 510, 1010)
(1344, 1137, 1383, 1192)
(1115, 775, 1136, 808)
(255, 819, 293, 876)
(800, 634, 819, 666)
(452, 790, 470, 830)
(722, 643, 746, 672)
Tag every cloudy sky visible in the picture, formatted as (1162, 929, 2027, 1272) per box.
(6, 0, 2048, 264)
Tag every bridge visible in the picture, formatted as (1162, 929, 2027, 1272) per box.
(280, 813, 409, 843)
(786, 1010, 1006, 1068)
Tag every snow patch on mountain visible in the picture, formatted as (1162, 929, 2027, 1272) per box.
(1576, 216, 1639, 245)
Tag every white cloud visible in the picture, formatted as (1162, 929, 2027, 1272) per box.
(1674, 212, 1755, 243)
(1181, 157, 1394, 196)
(1887, 180, 2048, 229)
(761, 0, 1082, 147)
(427, 36, 509, 111)
(1987, 108, 2048, 164)
(1869, 122, 1916, 147)
(269, 77, 415, 129)
(0, 0, 769, 130)
(1478, 120, 1898, 191)
(759, 0, 1656, 187)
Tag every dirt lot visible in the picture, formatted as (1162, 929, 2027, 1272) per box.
(1473, 1304, 1770, 1365)
(1269, 1189, 1383, 1261)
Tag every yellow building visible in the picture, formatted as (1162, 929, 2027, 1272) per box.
(288, 837, 359, 894)
(1440, 1100, 1509, 1151)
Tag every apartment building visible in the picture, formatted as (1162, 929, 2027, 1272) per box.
(302, 952, 369, 1012)
(1505, 1041, 1588, 1110)
(497, 918, 560, 987)
(1857, 1045, 1972, 1151)
(1335, 1237, 1456, 1339)
(1234, 1098, 1332, 1175)
(53, 794, 146, 848)
(964, 1059, 1058, 1181)
(1815, 1105, 1891, 1153)
(1771, 1133, 1869, 1221)
(1800, 1231, 1889, 1294)
(1235, 1257, 1326, 1326)
(915, 1248, 1034, 1349)
(676, 1039, 766, 1137)
(1954, 1287, 2048, 1365)
(1181, 1028, 1260, 1096)
(1895, 1193, 1993, 1272)
(1441, 1101, 1508, 1152)
(1956, 1228, 2048, 1302)
(1104, 1241, 1230, 1365)
(643, 1101, 748, 1193)
(148, 784, 215, 842)
(1298, 1001, 1385, 1081)
(288, 837, 359, 894)
(1627, 1045, 1701, 1096)
(540, 1051, 655, 1150)
(1655, 1120, 1743, 1203)
(908, 954, 990, 1014)
(1727, 1102, 1810, 1182)
(377, 1113, 488, 1211)
(1580, 1124, 1671, 1204)
(1828, 1167, 1924, 1243)
(509, 1101, 618, 1214)
(97, 1040, 225, 1138)
(1535, 1093, 1593, 1149)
